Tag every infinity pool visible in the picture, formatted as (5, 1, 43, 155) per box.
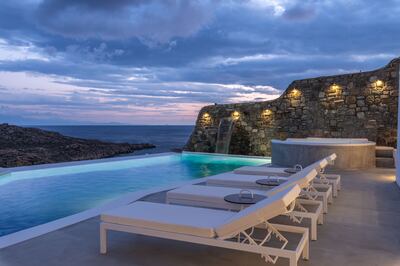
(0, 153, 269, 237)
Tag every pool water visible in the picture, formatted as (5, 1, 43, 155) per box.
(0, 153, 269, 237)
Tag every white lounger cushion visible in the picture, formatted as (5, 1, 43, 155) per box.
(207, 167, 318, 192)
(167, 185, 266, 210)
(234, 158, 328, 177)
(215, 185, 300, 237)
(207, 172, 287, 189)
(102, 185, 301, 240)
(234, 166, 289, 176)
(101, 201, 233, 238)
(325, 153, 337, 164)
(235, 166, 294, 176)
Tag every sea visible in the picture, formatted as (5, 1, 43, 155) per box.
(34, 125, 195, 155)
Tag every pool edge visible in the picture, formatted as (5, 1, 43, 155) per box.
(5, 152, 177, 173)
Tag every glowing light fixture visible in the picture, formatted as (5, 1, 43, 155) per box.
(232, 111, 240, 120)
(202, 112, 210, 118)
(290, 88, 301, 97)
(330, 83, 341, 94)
(375, 80, 384, 87)
(372, 79, 385, 92)
(262, 109, 272, 116)
(201, 112, 212, 126)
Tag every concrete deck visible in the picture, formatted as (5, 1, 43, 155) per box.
(1, 168, 400, 266)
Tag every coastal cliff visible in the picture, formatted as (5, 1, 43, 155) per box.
(0, 124, 155, 167)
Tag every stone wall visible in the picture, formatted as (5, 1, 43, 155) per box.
(185, 58, 399, 156)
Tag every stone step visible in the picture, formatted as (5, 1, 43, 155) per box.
(376, 157, 395, 168)
(375, 146, 395, 158)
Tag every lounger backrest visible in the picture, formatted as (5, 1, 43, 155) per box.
(270, 167, 318, 194)
(325, 153, 337, 165)
(315, 158, 329, 171)
(283, 158, 325, 187)
(264, 159, 324, 196)
(215, 185, 301, 238)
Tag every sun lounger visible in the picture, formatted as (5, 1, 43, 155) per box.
(167, 166, 323, 239)
(100, 185, 309, 266)
(205, 176, 331, 214)
(235, 154, 341, 197)
(317, 154, 341, 193)
(167, 184, 323, 240)
(208, 160, 332, 213)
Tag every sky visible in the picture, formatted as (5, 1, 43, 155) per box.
(0, 0, 400, 125)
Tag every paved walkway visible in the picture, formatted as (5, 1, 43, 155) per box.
(1, 168, 399, 266)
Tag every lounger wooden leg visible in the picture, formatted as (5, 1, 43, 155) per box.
(318, 212, 323, 225)
(100, 223, 108, 254)
(311, 217, 317, 241)
(322, 195, 328, 213)
(302, 241, 309, 260)
(289, 254, 297, 266)
(332, 182, 338, 197)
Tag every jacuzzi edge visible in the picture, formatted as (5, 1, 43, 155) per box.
(271, 139, 376, 147)
(0, 152, 269, 249)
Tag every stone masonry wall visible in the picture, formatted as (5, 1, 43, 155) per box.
(185, 58, 399, 156)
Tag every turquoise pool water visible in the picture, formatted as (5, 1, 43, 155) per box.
(0, 153, 269, 237)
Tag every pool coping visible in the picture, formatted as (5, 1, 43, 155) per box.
(0, 152, 270, 249)
(182, 151, 271, 159)
(3, 152, 177, 173)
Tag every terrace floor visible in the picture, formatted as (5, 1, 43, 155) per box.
(1, 168, 400, 266)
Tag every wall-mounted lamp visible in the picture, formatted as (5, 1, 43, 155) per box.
(290, 88, 301, 97)
(261, 109, 273, 121)
(374, 80, 384, 90)
(202, 112, 210, 119)
(262, 109, 273, 116)
(372, 79, 385, 93)
(330, 83, 341, 94)
(201, 112, 212, 125)
(232, 111, 240, 121)
(375, 80, 384, 87)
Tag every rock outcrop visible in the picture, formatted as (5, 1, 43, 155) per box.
(0, 124, 155, 167)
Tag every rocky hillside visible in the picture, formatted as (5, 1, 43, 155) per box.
(0, 124, 155, 167)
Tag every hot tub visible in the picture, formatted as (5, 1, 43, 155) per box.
(271, 138, 376, 170)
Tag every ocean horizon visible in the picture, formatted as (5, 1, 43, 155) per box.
(33, 125, 195, 155)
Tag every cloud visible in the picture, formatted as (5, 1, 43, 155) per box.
(0, 70, 281, 124)
(0, 38, 49, 61)
(65, 43, 125, 62)
(36, 0, 218, 44)
(282, 5, 316, 21)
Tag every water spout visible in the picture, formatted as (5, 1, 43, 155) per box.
(215, 118, 234, 154)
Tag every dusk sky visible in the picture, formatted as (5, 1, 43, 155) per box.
(0, 0, 399, 125)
